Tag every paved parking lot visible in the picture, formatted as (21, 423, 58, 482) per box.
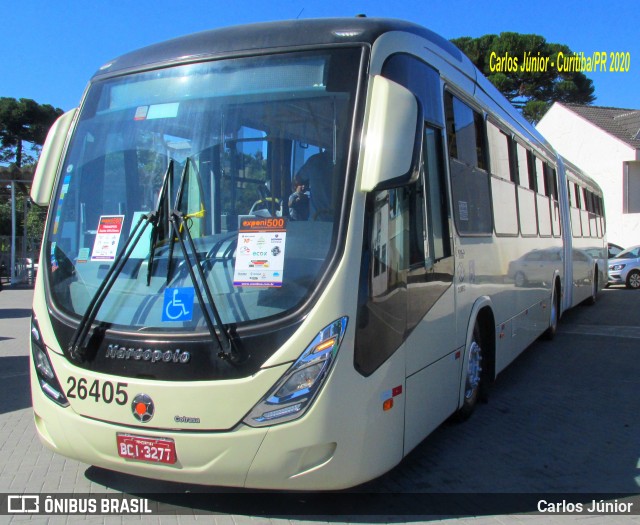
(1, 285, 639, 523)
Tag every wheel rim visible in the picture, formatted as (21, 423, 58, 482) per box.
(464, 341, 483, 399)
(630, 272, 640, 289)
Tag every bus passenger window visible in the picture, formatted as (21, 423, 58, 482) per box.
(527, 151, 538, 192)
(487, 121, 511, 181)
(535, 157, 545, 195)
(444, 92, 492, 236)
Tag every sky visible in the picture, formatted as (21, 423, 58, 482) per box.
(1, 0, 638, 113)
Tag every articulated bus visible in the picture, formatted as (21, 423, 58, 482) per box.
(30, 18, 606, 490)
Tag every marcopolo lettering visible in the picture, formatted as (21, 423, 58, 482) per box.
(105, 345, 191, 364)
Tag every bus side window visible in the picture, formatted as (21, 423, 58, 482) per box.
(445, 92, 492, 236)
(487, 121, 518, 236)
(355, 187, 409, 376)
(423, 126, 452, 263)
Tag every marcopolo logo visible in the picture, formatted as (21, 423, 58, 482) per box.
(105, 345, 191, 364)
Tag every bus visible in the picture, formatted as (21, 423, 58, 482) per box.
(29, 17, 606, 490)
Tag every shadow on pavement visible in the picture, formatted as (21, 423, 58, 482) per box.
(0, 307, 32, 320)
(83, 465, 640, 520)
(0, 355, 32, 414)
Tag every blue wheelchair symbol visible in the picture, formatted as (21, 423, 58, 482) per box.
(162, 287, 195, 322)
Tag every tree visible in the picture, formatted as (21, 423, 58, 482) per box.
(0, 97, 63, 167)
(0, 97, 60, 262)
(451, 33, 595, 123)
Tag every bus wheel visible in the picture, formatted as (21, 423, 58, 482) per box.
(457, 323, 483, 420)
(543, 285, 560, 340)
(626, 270, 640, 289)
(586, 271, 598, 305)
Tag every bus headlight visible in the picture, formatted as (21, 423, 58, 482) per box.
(243, 317, 348, 427)
(31, 315, 69, 407)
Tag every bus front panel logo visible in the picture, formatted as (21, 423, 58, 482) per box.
(131, 394, 154, 423)
(105, 345, 191, 364)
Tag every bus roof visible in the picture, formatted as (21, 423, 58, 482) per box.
(93, 17, 468, 79)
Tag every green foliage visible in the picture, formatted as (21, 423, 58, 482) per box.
(0, 191, 46, 239)
(0, 97, 59, 258)
(451, 33, 595, 123)
(0, 97, 64, 167)
(0, 199, 10, 236)
(25, 202, 47, 247)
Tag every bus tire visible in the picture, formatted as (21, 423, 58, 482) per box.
(543, 282, 560, 340)
(456, 322, 483, 421)
(586, 269, 598, 305)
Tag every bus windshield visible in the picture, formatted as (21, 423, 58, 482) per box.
(45, 48, 361, 332)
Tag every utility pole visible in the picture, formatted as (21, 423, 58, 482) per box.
(10, 180, 16, 285)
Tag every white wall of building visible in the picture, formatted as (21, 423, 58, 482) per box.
(537, 103, 640, 248)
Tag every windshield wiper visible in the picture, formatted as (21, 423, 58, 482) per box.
(67, 162, 174, 362)
(166, 157, 206, 283)
(68, 159, 239, 364)
(169, 158, 239, 361)
(147, 160, 172, 286)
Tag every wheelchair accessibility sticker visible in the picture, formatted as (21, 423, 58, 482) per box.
(162, 287, 195, 322)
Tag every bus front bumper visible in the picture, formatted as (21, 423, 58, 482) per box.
(33, 404, 268, 488)
(31, 389, 360, 490)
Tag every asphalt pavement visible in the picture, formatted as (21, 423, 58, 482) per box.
(1, 284, 639, 524)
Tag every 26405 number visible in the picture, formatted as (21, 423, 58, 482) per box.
(66, 377, 128, 405)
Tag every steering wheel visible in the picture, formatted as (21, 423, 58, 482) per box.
(249, 197, 282, 217)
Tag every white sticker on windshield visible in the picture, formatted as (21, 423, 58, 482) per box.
(77, 247, 90, 263)
(129, 211, 151, 259)
(147, 102, 180, 120)
(233, 217, 286, 287)
(91, 215, 124, 262)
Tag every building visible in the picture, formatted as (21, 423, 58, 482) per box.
(537, 103, 640, 247)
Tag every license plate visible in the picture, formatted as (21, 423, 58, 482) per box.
(116, 433, 177, 465)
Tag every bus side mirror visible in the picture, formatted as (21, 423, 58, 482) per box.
(359, 76, 422, 193)
(31, 109, 77, 206)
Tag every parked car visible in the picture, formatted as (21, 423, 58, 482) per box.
(608, 242, 624, 259)
(608, 245, 640, 289)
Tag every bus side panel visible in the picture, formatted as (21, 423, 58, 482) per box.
(405, 285, 456, 376)
(455, 237, 557, 375)
(403, 285, 460, 452)
(404, 348, 461, 454)
(494, 299, 549, 374)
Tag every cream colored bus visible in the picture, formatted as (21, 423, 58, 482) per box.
(30, 17, 606, 490)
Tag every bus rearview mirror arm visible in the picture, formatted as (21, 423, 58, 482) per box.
(359, 75, 423, 193)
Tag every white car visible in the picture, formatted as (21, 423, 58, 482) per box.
(608, 245, 640, 289)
